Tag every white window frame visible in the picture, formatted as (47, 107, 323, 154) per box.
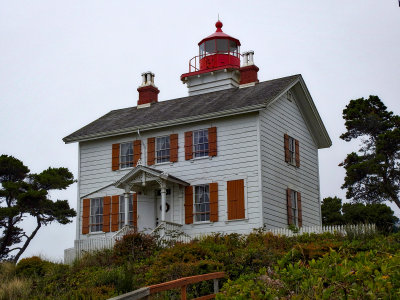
(120, 142, 133, 169)
(193, 184, 210, 222)
(90, 197, 103, 232)
(288, 136, 296, 165)
(119, 194, 133, 229)
(156, 136, 170, 164)
(291, 190, 298, 226)
(193, 129, 209, 158)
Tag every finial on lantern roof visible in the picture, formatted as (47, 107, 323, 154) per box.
(215, 19, 223, 32)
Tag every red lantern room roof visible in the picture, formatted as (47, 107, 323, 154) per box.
(198, 20, 241, 46)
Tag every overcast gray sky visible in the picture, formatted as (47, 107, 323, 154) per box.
(1, 1, 399, 262)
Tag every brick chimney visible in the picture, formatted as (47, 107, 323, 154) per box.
(137, 71, 159, 106)
(239, 51, 259, 86)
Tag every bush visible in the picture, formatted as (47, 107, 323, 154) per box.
(16, 256, 52, 277)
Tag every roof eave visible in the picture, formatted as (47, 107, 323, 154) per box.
(63, 103, 266, 144)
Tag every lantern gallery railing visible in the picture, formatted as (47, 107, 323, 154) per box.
(188, 51, 241, 73)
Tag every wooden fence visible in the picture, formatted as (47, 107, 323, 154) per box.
(108, 272, 226, 300)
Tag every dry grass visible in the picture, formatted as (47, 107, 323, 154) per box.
(0, 262, 31, 300)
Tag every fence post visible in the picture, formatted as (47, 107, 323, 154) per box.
(181, 285, 187, 300)
(214, 278, 219, 294)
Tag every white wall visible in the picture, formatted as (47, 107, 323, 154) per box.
(259, 90, 322, 229)
(77, 113, 263, 240)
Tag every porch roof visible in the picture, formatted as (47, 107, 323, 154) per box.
(114, 165, 189, 191)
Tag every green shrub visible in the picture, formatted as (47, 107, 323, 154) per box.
(16, 256, 52, 277)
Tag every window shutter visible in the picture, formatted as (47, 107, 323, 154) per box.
(170, 134, 178, 162)
(208, 127, 217, 157)
(133, 193, 138, 229)
(295, 139, 300, 167)
(209, 182, 218, 222)
(184, 186, 193, 224)
(297, 192, 302, 227)
(227, 179, 245, 220)
(82, 198, 90, 234)
(111, 195, 119, 232)
(184, 131, 193, 160)
(284, 134, 290, 163)
(112, 144, 120, 171)
(103, 196, 111, 233)
(133, 140, 141, 166)
(287, 188, 293, 225)
(147, 137, 155, 166)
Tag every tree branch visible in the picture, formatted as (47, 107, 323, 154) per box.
(12, 216, 42, 263)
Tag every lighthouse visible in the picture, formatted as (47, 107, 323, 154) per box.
(181, 20, 259, 96)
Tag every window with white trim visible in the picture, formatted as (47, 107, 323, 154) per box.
(291, 190, 298, 226)
(288, 136, 296, 165)
(194, 184, 210, 222)
(119, 194, 133, 229)
(120, 142, 133, 168)
(193, 129, 209, 158)
(156, 136, 170, 163)
(90, 198, 103, 232)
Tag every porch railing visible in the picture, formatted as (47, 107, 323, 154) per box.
(151, 221, 190, 243)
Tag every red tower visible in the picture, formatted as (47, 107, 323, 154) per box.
(181, 20, 241, 79)
(181, 20, 259, 96)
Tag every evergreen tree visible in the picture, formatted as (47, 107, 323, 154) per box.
(340, 96, 400, 209)
(321, 197, 344, 225)
(0, 155, 76, 262)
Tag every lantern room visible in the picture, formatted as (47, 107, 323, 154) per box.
(198, 20, 241, 71)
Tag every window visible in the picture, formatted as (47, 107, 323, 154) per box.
(287, 188, 302, 227)
(194, 184, 210, 222)
(227, 179, 245, 220)
(290, 190, 298, 226)
(119, 194, 133, 229)
(288, 137, 296, 165)
(120, 142, 133, 168)
(156, 136, 170, 163)
(193, 129, 209, 158)
(90, 198, 103, 232)
(284, 134, 300, 167)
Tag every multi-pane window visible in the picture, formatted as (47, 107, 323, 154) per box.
(194, 184, 210, 222)
(120, 142, 133, 168)
(156, 136, 170, 163)
(119, 194, 133, 229)
(288, 137, 296, 165)
(193, 129, 209, 158)
(90, 198, 103, 232)
(291, 190, 298, 226)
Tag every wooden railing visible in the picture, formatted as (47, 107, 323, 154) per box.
(108, 271, 226, 300)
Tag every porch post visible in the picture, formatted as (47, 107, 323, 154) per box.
(160, 181, 167, 222)
(124, 188, 130, 226)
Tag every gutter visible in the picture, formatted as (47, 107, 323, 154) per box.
(63, 103, 266, 144)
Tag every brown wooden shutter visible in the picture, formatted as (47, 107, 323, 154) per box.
(82, 198, 90, 234)
(184, 186, 193, 224)
(147, 137, 155, 166)
(170, 134, 178, 162)
(133, 140, 141, 166)
(111, 195, 120, 232)
(184, 131, 193, 160)
(284, 134, 290, 163)
(132, 193, 138, 229)
(297, 192, 302, 227)
(295, 139, 300, 167)
(227, 179, 245, 220)
(112, 144, 120, 171)
(287, 188, 293, 225)
(208, 127, 217, 157)
(209, 182, 218, 222)
(103, 196, 111, 233)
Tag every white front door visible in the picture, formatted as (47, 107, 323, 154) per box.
(137, 195, 156, 233)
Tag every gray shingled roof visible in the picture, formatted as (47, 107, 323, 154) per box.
(63, 74, 300, 143)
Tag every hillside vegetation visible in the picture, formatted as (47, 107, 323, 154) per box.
(1, 230, 400, 299)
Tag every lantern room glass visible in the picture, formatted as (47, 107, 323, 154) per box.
(199, 39, 240, 59)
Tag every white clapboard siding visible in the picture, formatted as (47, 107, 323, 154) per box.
(77, 113, 262, 241)
(259, 91, 321, 229)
